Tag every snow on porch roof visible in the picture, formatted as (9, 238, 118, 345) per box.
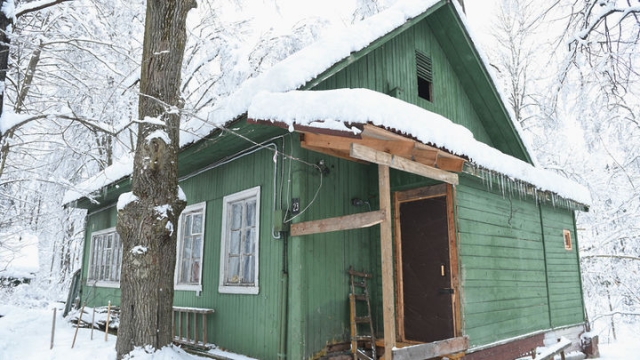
(247, 89, 591, 206)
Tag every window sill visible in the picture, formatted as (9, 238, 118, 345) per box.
(86, 280, 120, 289)
(218, 285, 259, 295)
(175, 284, 202, 292)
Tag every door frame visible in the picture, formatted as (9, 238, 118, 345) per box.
(393, 183, 461, 342)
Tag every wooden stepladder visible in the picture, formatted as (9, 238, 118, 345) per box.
(348, 267, 376, 360)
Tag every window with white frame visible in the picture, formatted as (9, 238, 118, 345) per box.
(175, 202, 206, 291)
(219, 186, 260, 294)
(88, 228, 122, 286)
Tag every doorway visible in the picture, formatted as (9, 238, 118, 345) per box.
(394, 184, 459, 343)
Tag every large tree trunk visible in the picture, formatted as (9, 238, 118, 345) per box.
(116, 1, 195, 358)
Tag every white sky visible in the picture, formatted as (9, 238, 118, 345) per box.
(463, 0, 499, 44)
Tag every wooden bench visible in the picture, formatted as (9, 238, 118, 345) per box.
(172, 306, 215, 349)
(392, 336, 469, 360)
(532, 338, 572, 360)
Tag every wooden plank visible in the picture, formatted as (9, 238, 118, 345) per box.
(290, 210, 386, 237)
(392, 336, 469, 360)
(536, 338, 572, 360)
(361, 124, 410, 141)
(395, 184, 447, 202)
(447, 185, 462, 337)
(379, 165, 396, 358)
(302, 132, 415, 158)
(392, 191, 406, 342)
(437, 154, 465, 172)
(351, 143, 459, 185)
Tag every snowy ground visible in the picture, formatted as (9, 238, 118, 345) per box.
(0, 292, 637, 360)
(0, 299, 255, 360)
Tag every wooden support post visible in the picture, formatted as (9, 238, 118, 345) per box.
(202, 313, 208, 345)
(378, 164, 396, 358)
(104, 301, 111, 341)
(72, 304, 85, 349)
(50, 307, 56, 350)
(178, 310, 183, 340)
(90, 307, 95, 340)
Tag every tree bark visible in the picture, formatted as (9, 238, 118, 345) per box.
(115, 0, 195, 358)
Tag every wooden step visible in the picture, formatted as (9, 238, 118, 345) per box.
(353, 294, 368, 301)
(355, 316, 371, 323)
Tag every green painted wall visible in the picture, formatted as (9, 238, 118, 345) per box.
(81, 143, 285, 359)
(540, 204, 586, 327)
(286, 141, 381, 359)
(82, 205, 122, 307)
(456, 175, 584, 347)
(312, 18, 494, 147)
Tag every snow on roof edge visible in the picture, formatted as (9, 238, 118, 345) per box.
(247, 89, 591, 206)
(62, 153, 134, 205)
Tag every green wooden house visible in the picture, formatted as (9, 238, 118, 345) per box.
(65, 1, 592, 359)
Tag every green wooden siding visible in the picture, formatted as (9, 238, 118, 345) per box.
(457, 175, 584, 347)
(311, 19, 493, 147)
(540, 204, 585, 327)
(82, 206, 122, 307)
(287, 141, 381, 359)
(172, 145, 283, 358)
(457, 176, 550, 346)
(81, 143, 285, 358)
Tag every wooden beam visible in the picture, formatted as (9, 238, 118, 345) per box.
(300, 142, 356, 163)
(302, 132, 414, 159)
(392, 336, 469, 360)
(351, 143, 459, 185)
(290, 210, 385, 237)
(378, 164, 396, 359)
(361, 124, 410, 141)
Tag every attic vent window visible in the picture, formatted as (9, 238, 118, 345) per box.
(416, 50, 433, 102)
(563, 229, 572, 251)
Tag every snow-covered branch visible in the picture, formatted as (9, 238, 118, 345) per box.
(582, 254, 640, 262)
(15, 0, 72, 19)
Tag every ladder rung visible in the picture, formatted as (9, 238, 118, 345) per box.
(353, 294, 368, 301)
(355, 316, 371, 323)
(355, 335, 373, 341)
(348, 269, 373, 278)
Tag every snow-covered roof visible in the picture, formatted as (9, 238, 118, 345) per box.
(248, 89, 591, 205)
(180, 0, 443, 146)
(63, 0, 562, 205)
(62, 153, 133, 205)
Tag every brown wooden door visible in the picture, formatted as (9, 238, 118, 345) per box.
(397, 194, 454, 343)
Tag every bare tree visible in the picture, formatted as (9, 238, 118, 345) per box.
(115, 0, 195, 357)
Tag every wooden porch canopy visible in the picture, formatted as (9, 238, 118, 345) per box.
(300, 123, 466, 179)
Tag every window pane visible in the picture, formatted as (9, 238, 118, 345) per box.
(230, 230, 241, 255)
(193, 236, 202, 259)
(227, 256, 240, 283)
(244, 228, 255, 254)
(181, 260, 190, 283)
(242, 255, 255, 284)
(246, 200, 256, 226)
(192, 213, 203, 235)
(231, 203, 242, 229)
(183, 236, 193, 259)
(185, 215, 192, 236)
(192, 260, 200, 283)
